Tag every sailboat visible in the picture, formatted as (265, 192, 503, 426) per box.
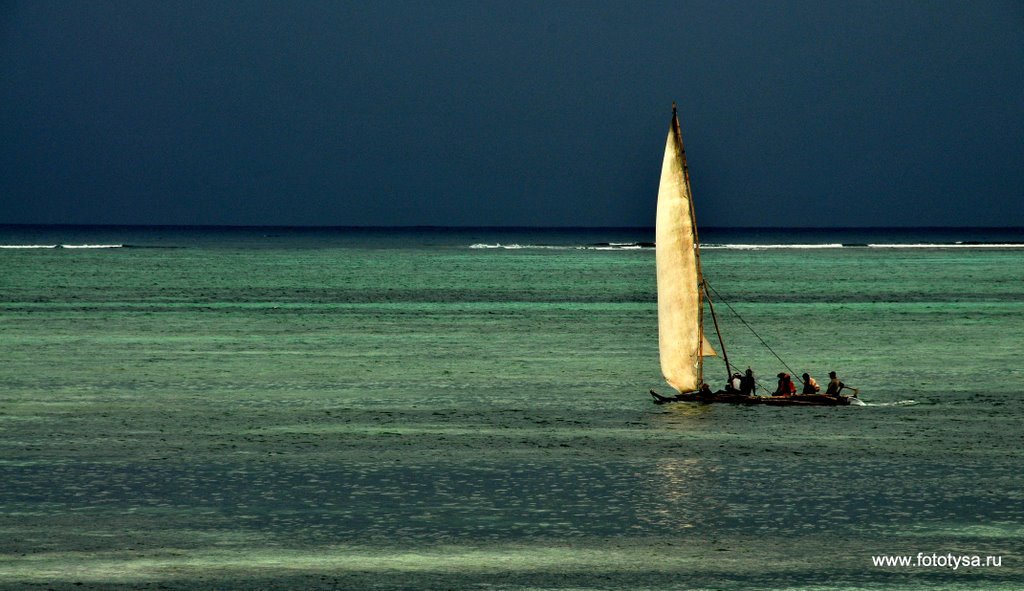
(648, 104, 855, 406)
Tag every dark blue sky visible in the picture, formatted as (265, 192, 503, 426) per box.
(1, 1, 1022, 227)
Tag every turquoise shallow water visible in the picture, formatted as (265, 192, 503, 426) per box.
(0, 227, 1022, 590)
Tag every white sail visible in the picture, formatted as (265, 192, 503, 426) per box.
(656, 109, 708, 393)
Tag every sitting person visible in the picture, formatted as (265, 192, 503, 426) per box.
(739, 368, 757, 396)
(773, 372, 796, 396)
(801, 372, 820, 394)
(726, 372, 743, 392)
(825, 371, 858, 397)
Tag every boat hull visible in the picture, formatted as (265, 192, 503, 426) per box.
(650, 389, 854, 406)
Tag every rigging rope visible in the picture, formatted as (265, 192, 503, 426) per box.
(705, 282, 804, 384)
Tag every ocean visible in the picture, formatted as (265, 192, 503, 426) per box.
(1, 225, 1022, 590)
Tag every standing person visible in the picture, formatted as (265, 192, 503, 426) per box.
(825, 371, 858, 397)
(801, 372, 820, 394)
(774, 373, 796, 396)
(739, 368, 757, 396)
(727, 372, 743, 392)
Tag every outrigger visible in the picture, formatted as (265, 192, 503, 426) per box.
(649, 390, 855, 406)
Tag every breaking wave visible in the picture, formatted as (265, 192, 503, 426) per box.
(858, 400, 918, 407)
(58, 244, 124, 249)
(469, 242, 653, 251)
(469, 242, 1024, 251)
(866, 243, 1024, 249)
(0, 244, 125, 249)
(703, 243, 1024, 250)
(702, 243, 844, 250)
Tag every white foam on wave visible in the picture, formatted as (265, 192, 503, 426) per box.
(702, 243, 845, 250)
(470, 243, 561, 250)
(860, 399, 918, 407)
(1, 244, 124, 249)
(470, 242, 1024, 251)
(59, 244, 124, 249)
(867, 243, 1024, 249)
(468, 243, 646, 251)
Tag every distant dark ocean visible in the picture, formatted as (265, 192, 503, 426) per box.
(1, 224, 1022, 250)
(1, 224, 1022, 589)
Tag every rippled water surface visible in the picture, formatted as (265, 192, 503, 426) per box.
(1, 227, 1022, 590)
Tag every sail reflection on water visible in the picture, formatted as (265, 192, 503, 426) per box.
(636, 457, 725, 532)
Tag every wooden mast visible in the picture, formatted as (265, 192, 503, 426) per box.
(704, 284, 732, 379)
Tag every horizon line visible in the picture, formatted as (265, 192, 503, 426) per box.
(2, 223, 1022, 231)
